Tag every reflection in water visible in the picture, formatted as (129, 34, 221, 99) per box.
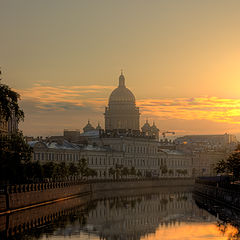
(1, 187, 240, 240)
(194, 193, 240, 240)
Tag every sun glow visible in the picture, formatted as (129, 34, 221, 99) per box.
(141, 223, 238, 240)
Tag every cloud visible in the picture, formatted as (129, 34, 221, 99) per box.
(16, 84, 240, 136)
(138, 97, 240, 125)
(17, 84, 111, 113)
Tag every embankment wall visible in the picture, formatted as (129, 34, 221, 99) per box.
(0, 178, 194, 213)
(92, 178, 194, 192)
(0, 196, 6, 212)
(194, 183, 240, 209)
(1, 182, 91, 212)
(0, 194, 91, 238)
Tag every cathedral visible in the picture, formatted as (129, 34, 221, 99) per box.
(104, 72, 140, 131)
(83, 72, 159, 138)
(104, 72, 159, 138)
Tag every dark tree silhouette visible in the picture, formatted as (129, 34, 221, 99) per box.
(0, 132, 33, 183)
(215, 149, 240, 181)
(0, 81, 24, 123)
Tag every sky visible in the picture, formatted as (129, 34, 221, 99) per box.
(1, 0, 240, 137)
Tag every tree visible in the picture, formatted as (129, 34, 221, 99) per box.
(182, 169, 188, 176)
(42, 162, 56, 179)
(69, 162, 78, 176)
(168, 169, 174, 176)
(121, 167, 129, 178)
(78, 158, 88, 179)
(24, 161, 43, 182)
(215, 159, 227, 174)
(176, 169, 184, 176)
(160, 165, 168, 175)
(215, 151, 240, 181)
(109, 167, 115, 179)
(0, 80, 24, 123)
(226, 152, 240, 180)
(0, 132, 33, 183)
(137, 170, 142, 178)
(130, 166, 136, 176)
(86, 168, 97, 179)
(0, 78, 32, 184)
(58, 162, 69, 179)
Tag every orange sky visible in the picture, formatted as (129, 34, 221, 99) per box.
(1, 1, 240, 137)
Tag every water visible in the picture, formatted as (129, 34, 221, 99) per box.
(1, 186, 240, 240)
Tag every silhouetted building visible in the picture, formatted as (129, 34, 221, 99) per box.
(83, 120, 95, 133)
(64, 129, 81, 143)
(104, 72, 140, 131)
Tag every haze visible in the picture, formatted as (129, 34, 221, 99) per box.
(1, 0, 240, 137)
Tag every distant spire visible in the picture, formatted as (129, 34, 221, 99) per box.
(119, 70, 125, 87)
(96, 121, 102, 130)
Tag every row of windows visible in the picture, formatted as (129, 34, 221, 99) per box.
(87, 157, 124, 166)
(124, 145, 157, 154)
(34, 152, 80, 161)
(168, 159, 188, 167)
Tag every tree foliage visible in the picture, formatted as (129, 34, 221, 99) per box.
(0, 132, 33, 183)
(215, 151, 240, 181)
(0, 80, 29, 183)
(0, 82, 24, 123)
(78, 158, 88, 179)
(160, 165, 168, 174)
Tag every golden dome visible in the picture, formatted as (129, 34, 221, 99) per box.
(109, 73, 135, 104)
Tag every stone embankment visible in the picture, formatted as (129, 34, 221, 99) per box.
(194, 181, 240, 209)
(92, 178, 194, 192)
(1, 181, 91, 213)
(0, 194, 91, 238)
(0, 178, 194, 213)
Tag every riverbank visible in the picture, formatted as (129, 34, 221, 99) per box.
(194, 182, 240, 210)
(0, 178, 194, 214)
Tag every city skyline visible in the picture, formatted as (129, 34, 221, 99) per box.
(1, 1, 240, 137)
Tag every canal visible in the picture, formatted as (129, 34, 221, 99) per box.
(1, 186, 240, 240)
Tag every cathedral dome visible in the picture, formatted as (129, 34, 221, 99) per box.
(83, 120, 95, 133)
(109, 73, 135, 104)
(105, 72, 140, 131)
(151, 122, 159, 132)
(141, 120, 151, 132)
